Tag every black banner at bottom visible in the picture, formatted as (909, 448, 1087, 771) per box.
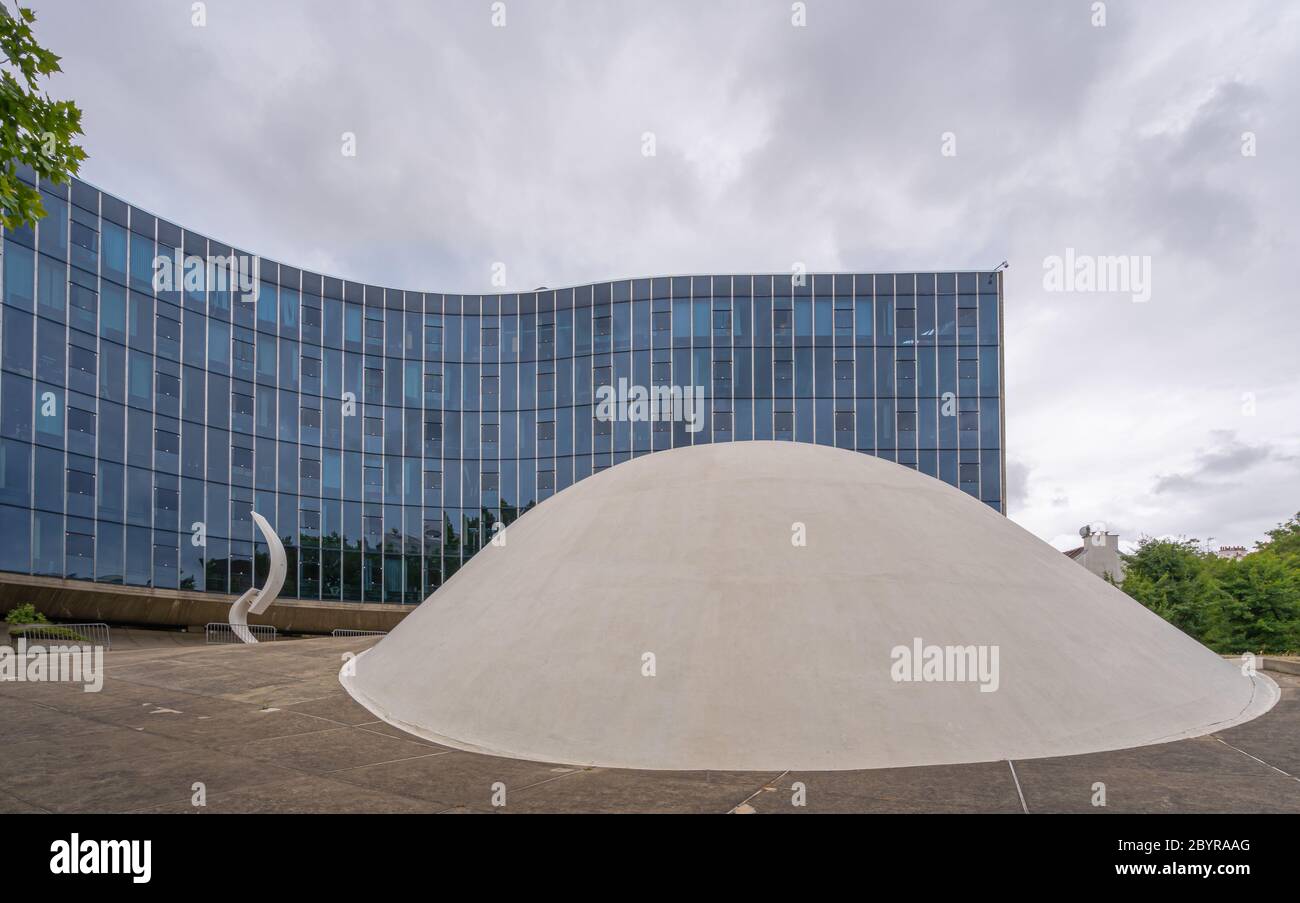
(0, 813, 1282, 890)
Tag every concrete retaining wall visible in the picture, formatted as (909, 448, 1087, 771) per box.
(1262, 657, 1300, 676)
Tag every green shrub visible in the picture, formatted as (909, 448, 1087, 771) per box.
(4, 603, 47, 626)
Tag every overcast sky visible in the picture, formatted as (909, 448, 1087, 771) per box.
(28, 0, 1300, 551)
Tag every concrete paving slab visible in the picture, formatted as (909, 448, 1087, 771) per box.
(0, 700, 123, 744)
(14, 681, 218, 714)
(1012, 761, 1300, 813)
(216, 724, 449, 773)
(1, 724, 197, 776)
(326, 750, 570, 811)
(584, 768, 791, 788)
(745, 789, 1026, 814)
(281, 693, 394, 725)
(0, 677, 106, 707)
(213, 678, 349, 708)
(130, 774, 459, 814)
(106, 662, 309, 696)
(354, 720, 454, 748)
(1, 747, 300, 813)
(1019, 735, 1282, 778)
(1214, 697, 1300, 775)
(505, 768, 774, 814)
(745, 761, 1024, 814)
(107, 706, 341, 746)
(83, 695, 264, 731)
(0, 789, 47, 814)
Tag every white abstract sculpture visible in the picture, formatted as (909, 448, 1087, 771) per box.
(228, 511, 287, 643)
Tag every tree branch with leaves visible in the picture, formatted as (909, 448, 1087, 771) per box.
(0, 2, 85, 231)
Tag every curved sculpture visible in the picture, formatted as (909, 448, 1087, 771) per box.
(227, 511, 287, 643)
(340, 441, 1277, 771)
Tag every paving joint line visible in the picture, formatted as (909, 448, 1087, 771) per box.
(728, 770, 790, 813)
(1212, 735, 1300, 782)
(353, 722, 451, 748)
(0, 785, 55, 814)
(1007, 760, 1029, 813)
(508, 767, 595, 796)
(320, 748, 453, 774)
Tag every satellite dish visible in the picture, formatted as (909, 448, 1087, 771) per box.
(1079, 525, 1092, 538)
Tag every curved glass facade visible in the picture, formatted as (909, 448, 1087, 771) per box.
(0, 171, 1004, 606)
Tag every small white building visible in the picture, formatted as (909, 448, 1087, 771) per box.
(1065, 525, 1125, 583)
(1215, 545, 1249, 561)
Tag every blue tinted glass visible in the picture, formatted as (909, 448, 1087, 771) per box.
(0, 254, 1004, 602)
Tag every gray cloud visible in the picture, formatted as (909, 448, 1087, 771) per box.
(1152, 430, 1276, 495)
(26, 0, 1300, 546)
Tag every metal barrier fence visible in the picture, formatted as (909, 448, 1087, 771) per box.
(205, 622, 277, 644)
(331, 629, 388, 637)
(10, 622, 112, 649)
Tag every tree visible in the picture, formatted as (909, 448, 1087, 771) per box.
(0, 3, 86, 230)
(1118, 537, 1221, 639)
(1258, 511, 1300, 562)
(1117, 522, 1300, 654)
(1207, 551, 1300, 654)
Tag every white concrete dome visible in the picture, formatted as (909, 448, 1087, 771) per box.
(341, 441, 1276, 771)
